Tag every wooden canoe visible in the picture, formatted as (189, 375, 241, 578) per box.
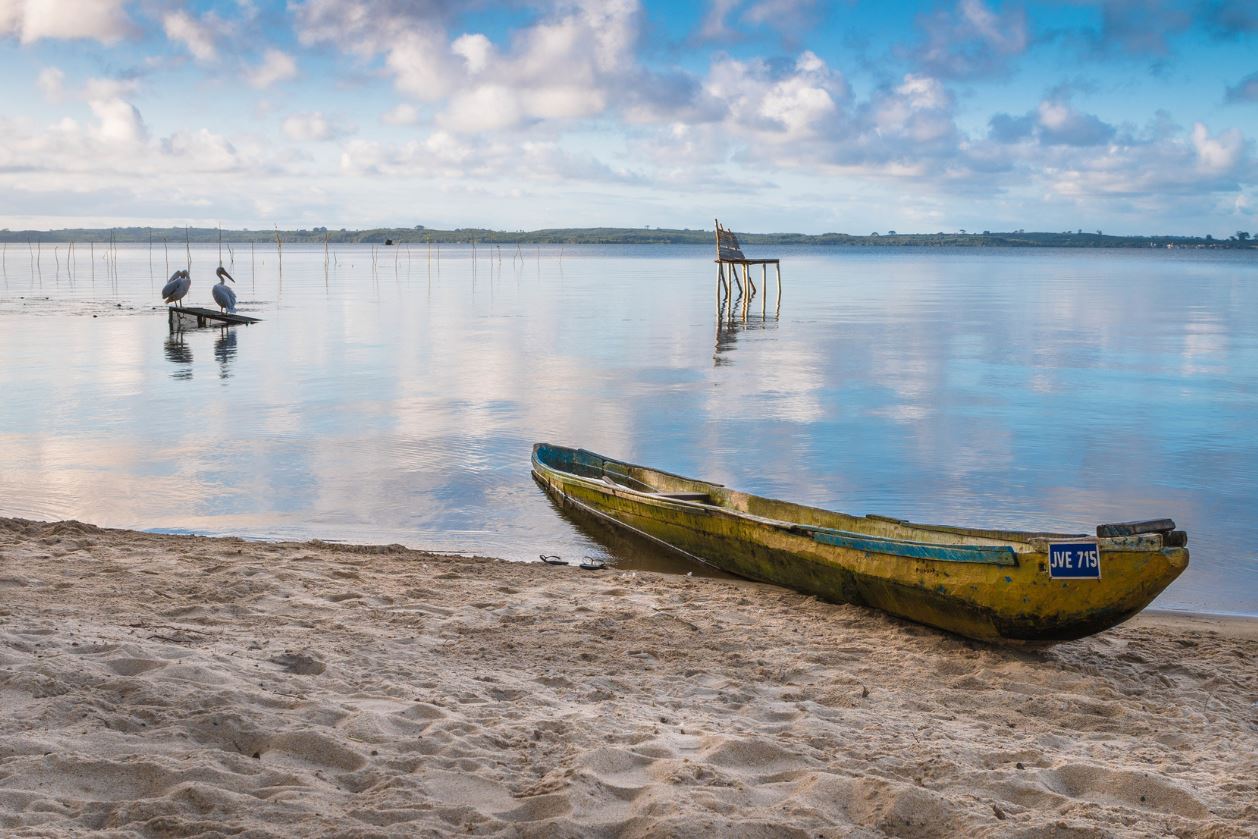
(531, 443, 1189, 643)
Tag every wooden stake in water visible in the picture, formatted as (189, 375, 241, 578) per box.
(273, 225, 283, 276)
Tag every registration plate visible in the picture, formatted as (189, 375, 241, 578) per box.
(1048, 541, 1102, 579)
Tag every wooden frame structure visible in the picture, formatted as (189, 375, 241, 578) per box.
(714, 218, 781, 305)
(168, 306, 260, 331)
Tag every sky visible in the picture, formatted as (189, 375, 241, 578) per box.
(0, 0, 1256, 235)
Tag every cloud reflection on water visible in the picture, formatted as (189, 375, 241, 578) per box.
(0, 244, 1255, 614)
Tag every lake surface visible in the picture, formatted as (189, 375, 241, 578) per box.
(1, 242, 1255, 614)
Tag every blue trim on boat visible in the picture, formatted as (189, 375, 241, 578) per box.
(805, 527, 1018, 566)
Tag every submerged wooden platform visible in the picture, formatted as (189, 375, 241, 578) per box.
(168, 306, 260, 331)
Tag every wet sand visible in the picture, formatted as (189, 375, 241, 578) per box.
(1, 517, 1255, 837)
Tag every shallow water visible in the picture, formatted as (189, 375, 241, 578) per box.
(1, 242, 1255, 613)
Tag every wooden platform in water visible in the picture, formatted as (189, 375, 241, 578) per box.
(168, 307, 260, 330)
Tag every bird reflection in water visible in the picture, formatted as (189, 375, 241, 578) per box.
(214, 327, 238, 379)
(163, 333, 193, 380)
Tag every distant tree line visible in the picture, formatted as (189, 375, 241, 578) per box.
(0, 225, 1253, 249)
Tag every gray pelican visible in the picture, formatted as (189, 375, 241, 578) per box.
(211, 266, 237, 313)
(161, 269, 191, 307)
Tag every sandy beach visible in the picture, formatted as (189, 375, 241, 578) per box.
(1, 517, 1254, 838)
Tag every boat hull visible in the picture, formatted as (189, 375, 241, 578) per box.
(532, 444, 1188, 643)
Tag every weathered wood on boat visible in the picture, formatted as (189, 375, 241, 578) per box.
(1096, 518, 1176, 538)
(532, 443, 1189, 643)
(168, 306, 261, 331)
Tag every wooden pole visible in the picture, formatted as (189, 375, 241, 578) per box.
(776, 262, 782, 302)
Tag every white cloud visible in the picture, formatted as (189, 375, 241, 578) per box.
(381, 103, 421, 126)
(870, 75, 957, 145)
(1191, 122, 1245, 174)
(441, 85, 523, 133)
(248, 49, 298, 88)
(385, 29, 463, 101)
(160, 128, 241, 171)
(88, 98, 146, 145)
(742, 0, 821, 35)
(338, 130, 636, 186)
(83, 76, 139, 100)
(1036, 99, 1115, 147)
(282, 112, 354, 142)
(704, 50, 846, 143)
(451, 33, 492, 74)
(695, 0, 821, 40)
(297, 0, 644, 132)
(697, 0, 740, 40)
(911, 0, 1028, 79)
(37, 66, 63, 102)
(1, 0, 130, 44)
(292, 0, 453, 55)
(163, 10, 218, 61)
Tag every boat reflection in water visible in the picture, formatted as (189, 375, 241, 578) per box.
(532, 471, 735, 580)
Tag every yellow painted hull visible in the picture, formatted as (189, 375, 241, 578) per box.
(532, 444, 1189, 643)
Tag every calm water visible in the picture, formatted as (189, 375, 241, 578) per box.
(1, 243, 1255, 614)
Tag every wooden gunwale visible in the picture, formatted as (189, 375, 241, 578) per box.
(542, 447, 1072, 559)
(568, 468, 1022, 565)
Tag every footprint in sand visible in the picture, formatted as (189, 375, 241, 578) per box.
(270, 652, 325, 675)
(1042, 763, 1209, 818)
(105, 658, 167, 677)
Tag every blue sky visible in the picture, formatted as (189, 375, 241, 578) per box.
(1, 0, 1256, 234)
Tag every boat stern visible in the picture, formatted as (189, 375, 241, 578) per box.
(991, 539, 1189, 641)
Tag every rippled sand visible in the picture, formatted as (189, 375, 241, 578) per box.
(1, 517, 1255, 837)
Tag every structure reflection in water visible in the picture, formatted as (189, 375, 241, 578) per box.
(714, 284, 779, 366)
(163, 333, 193, 380)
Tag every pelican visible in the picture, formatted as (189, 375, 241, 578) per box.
(161, 269, 191, 307)
(211, 266, 237, 313)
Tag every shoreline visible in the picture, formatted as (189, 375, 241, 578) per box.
(117, 521, 1258, 628)
(3, 516, 1256, 836)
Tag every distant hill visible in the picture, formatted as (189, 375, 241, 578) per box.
(0, 225, 1252, 249)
